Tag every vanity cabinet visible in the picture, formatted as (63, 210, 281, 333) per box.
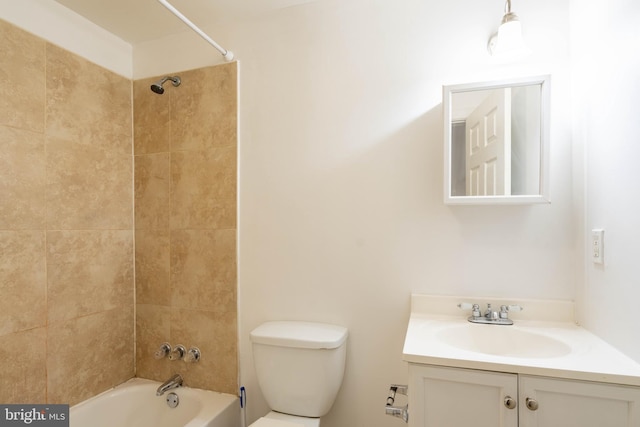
(518, 375, 640, 427)
(408, 364, 517, 427)
(408, 364, 640, 427)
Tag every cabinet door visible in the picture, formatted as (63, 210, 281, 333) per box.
(519, 375, 640, 427)
(409, 364, 518, 427)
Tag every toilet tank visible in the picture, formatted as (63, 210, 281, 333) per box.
(250, 321, 348, 418)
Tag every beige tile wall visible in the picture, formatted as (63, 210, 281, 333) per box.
(0, 18, 237, 404)
(0, 20, 134, 405)
(134, 64, 238, 394)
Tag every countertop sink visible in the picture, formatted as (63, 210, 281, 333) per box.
(403, 294, 640, 386)
(436, 323, 572, 358)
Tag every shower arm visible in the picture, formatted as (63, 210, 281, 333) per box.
(157, 0, 234, 61)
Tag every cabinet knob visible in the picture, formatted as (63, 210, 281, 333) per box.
(503, 396, 517, 409)
(526, 397, 539, 411)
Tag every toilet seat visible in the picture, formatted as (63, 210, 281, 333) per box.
(250, 417, 304, 427)
(249, 412, 320, 427)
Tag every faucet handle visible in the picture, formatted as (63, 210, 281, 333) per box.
(169, 344, 186, 361)
(499, 304, 524, 319)
(154, 342, 171, 359)
(471, 304, 481, 318)
(184, 347, 201, 363)
(500, 305, 509, 319)
(458, 303, 481, 318)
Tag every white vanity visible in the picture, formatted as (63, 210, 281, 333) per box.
(401, 295, 640, 427)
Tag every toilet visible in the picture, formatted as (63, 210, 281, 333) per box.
(249, 321, 348, 427)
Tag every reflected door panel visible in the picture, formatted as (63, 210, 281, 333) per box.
(465, 88, 511, 196)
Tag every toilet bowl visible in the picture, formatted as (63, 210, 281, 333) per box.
(249, 321, 348, 427)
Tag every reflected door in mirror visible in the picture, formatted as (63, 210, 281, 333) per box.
(465, 88, 511, 196)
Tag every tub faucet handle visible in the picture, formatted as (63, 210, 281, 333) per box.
(154, 342, 171, 359)
(169, 344, 186, 361)
(184, 347, 201, 363)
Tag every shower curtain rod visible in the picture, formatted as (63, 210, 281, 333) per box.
(157, 0, 235, 61)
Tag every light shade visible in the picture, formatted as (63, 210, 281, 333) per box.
(488, 3, 531, 59)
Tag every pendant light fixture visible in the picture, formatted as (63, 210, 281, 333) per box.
(488, 0, 531, 58)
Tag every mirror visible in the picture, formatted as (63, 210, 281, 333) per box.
(443, 75, 550, 204)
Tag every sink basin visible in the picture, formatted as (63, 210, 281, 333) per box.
(437, 324, 572, 358)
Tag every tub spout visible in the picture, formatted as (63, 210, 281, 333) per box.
(156, 374, 183, 396)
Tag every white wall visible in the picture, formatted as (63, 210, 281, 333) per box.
(0, 0, 132, 78)
(572, 0, 640, 364)
(227, 1, 575, 425)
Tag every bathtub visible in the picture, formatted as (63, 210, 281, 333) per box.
(70, 378, 239, 427)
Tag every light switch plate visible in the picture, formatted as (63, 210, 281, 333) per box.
(592, 229, 604, 264)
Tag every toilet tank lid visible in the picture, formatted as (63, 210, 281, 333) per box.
(250, 321, 348, 349)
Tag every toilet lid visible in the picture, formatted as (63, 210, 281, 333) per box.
(250, 417, 305, 427)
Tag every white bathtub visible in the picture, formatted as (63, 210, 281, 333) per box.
(70, 378, 239, 427)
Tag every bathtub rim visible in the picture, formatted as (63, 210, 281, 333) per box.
(70, 377, 239, 427)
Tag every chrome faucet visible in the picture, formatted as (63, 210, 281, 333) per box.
(156, 374, 183, 396)
(484, 303, 499, 320)
(458, 302, 523, 325)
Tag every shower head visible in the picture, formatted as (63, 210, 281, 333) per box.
(150, 76, 181, 94)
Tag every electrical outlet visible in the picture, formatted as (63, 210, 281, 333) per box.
(592, 229, 604, 264)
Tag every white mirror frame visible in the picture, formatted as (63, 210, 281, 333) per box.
(443, 75, 551, 205)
